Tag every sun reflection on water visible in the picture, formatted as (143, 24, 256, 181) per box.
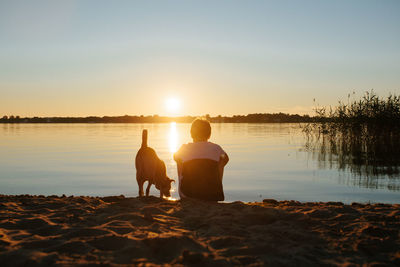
(168, 122, 179, 153)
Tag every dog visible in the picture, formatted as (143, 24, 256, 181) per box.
(135, 129, 174, 198)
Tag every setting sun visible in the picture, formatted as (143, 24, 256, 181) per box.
(165, 97, 181, 115)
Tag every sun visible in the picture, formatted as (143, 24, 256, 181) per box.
(165, 97, 181, 115)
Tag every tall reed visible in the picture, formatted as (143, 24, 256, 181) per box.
(303, 91, 400, 189)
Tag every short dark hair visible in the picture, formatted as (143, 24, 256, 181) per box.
(190, 118, 211, 140)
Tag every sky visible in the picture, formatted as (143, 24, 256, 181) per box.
(0, 0, 399, 117)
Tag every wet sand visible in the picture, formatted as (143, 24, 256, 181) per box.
(0, 195, 399, 266)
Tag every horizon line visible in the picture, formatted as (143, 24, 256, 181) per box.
(1, 112, 313, 119)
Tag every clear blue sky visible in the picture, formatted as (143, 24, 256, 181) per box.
(1, 0, 399, 116)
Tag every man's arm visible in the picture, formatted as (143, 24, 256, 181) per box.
(173, 153, 183, 178)
(220, 153, 229, 167)
(218, 153, 229, 181)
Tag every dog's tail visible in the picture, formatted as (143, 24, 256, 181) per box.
(141, 129, 148, 148)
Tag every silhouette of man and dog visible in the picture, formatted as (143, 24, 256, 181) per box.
(135, 118, 229, 201)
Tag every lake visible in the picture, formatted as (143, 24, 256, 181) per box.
(0, 123, 399, 203)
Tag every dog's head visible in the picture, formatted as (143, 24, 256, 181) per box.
(160, 177, 175, 197)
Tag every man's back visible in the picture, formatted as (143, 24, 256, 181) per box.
(174, 141, 227, 201)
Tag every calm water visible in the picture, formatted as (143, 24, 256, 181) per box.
(1, 123, 399, 203)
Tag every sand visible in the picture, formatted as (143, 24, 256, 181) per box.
(0, 195, 399, 266)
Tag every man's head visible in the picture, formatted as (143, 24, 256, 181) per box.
(190, 118, 211, 142)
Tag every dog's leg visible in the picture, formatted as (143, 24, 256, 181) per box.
(159, 191, 163, 198)
(137, 173, 144, 197)
(145, 182, 151, 197)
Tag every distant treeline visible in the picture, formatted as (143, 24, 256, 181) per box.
(0, 113, 313, 123)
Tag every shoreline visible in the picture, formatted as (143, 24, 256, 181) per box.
(0, 195, 399, 266)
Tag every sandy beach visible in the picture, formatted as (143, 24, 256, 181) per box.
(0, 195, 399, 266)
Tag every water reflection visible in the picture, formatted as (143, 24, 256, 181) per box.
(1, 123, 399, 203)
(168, 122, 179, 153)
(303, 124, 400, 191)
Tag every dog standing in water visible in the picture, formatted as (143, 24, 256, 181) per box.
(135, 129, 174, 198)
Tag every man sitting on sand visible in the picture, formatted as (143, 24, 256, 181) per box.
(174, 118, 229, 201)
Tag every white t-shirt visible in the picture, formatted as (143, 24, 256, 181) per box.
(174, 141, 227, 198)
(175, 141, 226, 163)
